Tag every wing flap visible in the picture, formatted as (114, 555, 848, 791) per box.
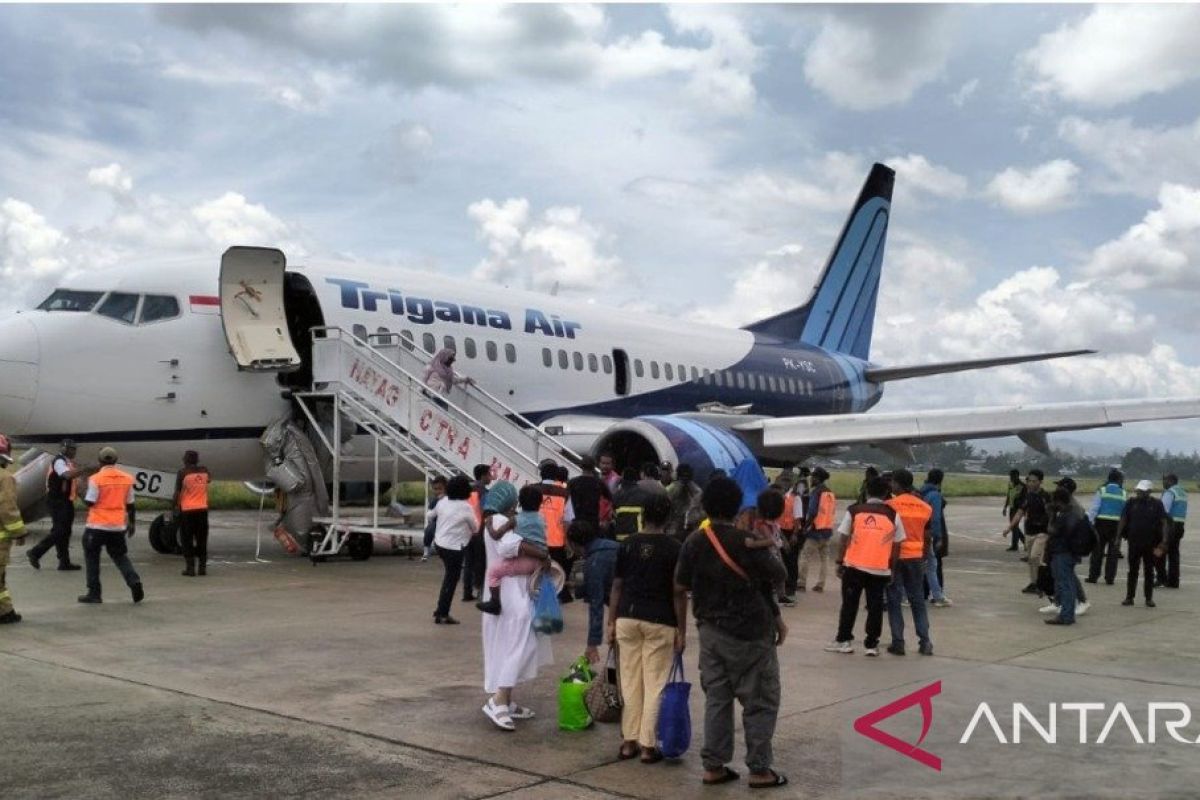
(738, 397, 1200, 450)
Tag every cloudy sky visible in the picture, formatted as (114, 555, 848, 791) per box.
(2, 4, 1198, 451)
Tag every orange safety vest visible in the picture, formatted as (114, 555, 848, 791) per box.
(886, 493, 932, 560)
(842, 503, 898, 573)
(780, 493, 795, 531)
(180, 470, 210, 512)
(540, 484, 568, 548)
(812, 488, 836, 530)
(467, 491, 483, 530)
(86, 466, 135, 530)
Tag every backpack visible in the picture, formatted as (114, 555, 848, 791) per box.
(1070, 515, 1097, 558)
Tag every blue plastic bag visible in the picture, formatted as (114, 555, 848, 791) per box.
(532, 573, 564, 635)
(656, 653, 691, 758)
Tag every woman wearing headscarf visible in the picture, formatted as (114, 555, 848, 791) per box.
(423, 348, 474, 394)
(479, 481, 555, 731)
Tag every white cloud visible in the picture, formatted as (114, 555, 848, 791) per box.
(985, 159, 1080, 214)
(688, 244, 810, 328)
(885, 154, 969, 202)
(0, 199, 69, 281)
(1059, 115, 1200, 198)
(191, 192, 296, 251)
(1021, 5, 1200, 107)
(86, 163, 134, 202)
(802, 6, 955, 110)
(950, 77, 979, 108)
(468, 197, 620, 293)
(1080, 183, 1200, 291)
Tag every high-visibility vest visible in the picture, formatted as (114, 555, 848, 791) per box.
(1095, 483, 1127, 521)
(540, 486, 567, 548)
(0, 465, 26, 540)
(1166, 486, 1188, 522)
(179, 470, 210, 512)
(780, 493, 795, 531)
(812, 487, 836, 530)
(886, 493, 932, 560)
(843, 503, 898, 573)
(86, 466, 135, 530)
(46, 456, 77, 501)
(468, 491, 483, 530)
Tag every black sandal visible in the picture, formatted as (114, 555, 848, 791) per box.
(702, 766, 740, 785)
(748, 770, 789, 790)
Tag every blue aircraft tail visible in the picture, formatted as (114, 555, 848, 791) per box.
(743, 163, 894, 360)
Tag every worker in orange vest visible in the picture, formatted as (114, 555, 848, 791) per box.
(884, 470, 935, 656)
(798, 467, 835, 593)
(78, 447, 144, 604)
(173, 450, 211, 577)
(0, 433, 29, 624)
(824, 474, 906, 656)
(538, 461, 572, 604)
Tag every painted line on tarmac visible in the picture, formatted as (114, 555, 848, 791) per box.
(0, 649, 642, 800)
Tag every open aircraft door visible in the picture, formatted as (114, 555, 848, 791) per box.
(219, 246, 302, 372)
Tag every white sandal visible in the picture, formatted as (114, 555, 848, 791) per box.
(482, 698, 515, 731)
(508, 704, 536, 720)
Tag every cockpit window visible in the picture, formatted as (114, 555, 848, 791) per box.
(96, 292, 140, 324)
(37, 289, 104, 312)
(139, 295, 180, 324)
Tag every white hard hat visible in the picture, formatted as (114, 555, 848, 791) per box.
(1135, 479, 1154, 492)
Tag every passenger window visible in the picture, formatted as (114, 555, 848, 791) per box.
(651, 361, 660, 379)
(678, 364, 686, 382)
(38, 289, 104, 312)
(691, 367, 700, 381)
(602, 355, 613, 374)
(542, 348, 553, 367)
(400, 330, 415, 351)
(505, 343, 516, 363)
(713, 371, 723, 387)
(664, 363, 674, 380)
(588, 353, 598, 372)
(558, 349, 569, 369)
(352, 324, 369, 341)
(443, 336, 456, 353)
(573, 352, 584, 371)
(464, 337, 477, 359)
(634, 359, 644, 378)
(422, 333, 436, 353)
(486, 341, 498, 361)
(139, 294, 179, 324)
(768, 375, 779, 392)
(96, 292, 140, 324)
(735, 372, 746, 389)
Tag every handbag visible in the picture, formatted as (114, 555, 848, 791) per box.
(585, 646, 623, 723)
(656, 653, 691, 758)
(558, 655, 595, 731)
(532, 572, 564, 634)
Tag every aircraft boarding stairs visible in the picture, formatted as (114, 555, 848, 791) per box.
(294, 326, 582, 557)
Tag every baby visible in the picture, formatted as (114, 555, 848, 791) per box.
(476, 484, 547, 615)
(743, 490, 788, 601)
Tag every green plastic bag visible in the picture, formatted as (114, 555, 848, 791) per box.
(558, 655, 595, 731)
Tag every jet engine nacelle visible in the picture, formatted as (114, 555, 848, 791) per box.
(591, 415, 759, 486)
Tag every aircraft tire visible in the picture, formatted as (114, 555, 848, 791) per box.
(148, 514, 170, 554)
(347, 531, 373, 561)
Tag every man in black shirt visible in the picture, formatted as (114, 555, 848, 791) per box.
(1008, 469, 1051, 593)
(1118, 480, 1170, 608)
(28, 439, 88, 571)
(675, 477, 788, 790)
(566, 455, 612, 540)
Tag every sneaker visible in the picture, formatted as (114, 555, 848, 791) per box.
(824, 640, 853, 654)
(1084, 577, 1098, 584)
(57, 563, 81, 571)
(1146, 599, 1157, 608)
(1121, 597, 1134, 606)
(1021, 583, 1039, 594)
(1039, 603, 1062, 614)
(886, 642, 905, 656)
(0, 611, 21, 624)
(1075, 602, 1090, 616)
(1004, 546, 1018, 552)
(918, 642, 934, 656)
(931, 597, 953, 608)
(27, 552, 41, 570)
(131, 583, 144, 604)
(779, 596, 796, 607)
(864, 646, 880, 657)
(77, 594, 102, 604)
(482, 698, 515, 731)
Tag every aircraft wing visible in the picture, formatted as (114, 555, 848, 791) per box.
(731, 397, 1200, 455)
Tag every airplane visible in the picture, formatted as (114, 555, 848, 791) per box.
(1, 163, 1198, 499)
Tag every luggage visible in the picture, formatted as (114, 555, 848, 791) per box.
(558, 656, 595, 730)
(585, 646, 623, 723)
(656, 653, 691, 758)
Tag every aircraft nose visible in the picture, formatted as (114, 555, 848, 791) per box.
(0, 314, 40, 434)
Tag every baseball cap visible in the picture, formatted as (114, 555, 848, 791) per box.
(98, 446, 119, 464)
(1054, 477, 1077, 493)
(1135, 479, 1154, 492)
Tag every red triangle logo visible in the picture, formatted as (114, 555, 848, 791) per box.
(852, 680, 942, 771)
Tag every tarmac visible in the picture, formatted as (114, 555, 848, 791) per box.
(2, 496, 1199, 799)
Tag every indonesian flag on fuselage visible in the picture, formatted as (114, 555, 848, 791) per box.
(189, 295, 221, 315)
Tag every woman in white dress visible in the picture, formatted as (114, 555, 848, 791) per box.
(479, 481, 554, 731)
